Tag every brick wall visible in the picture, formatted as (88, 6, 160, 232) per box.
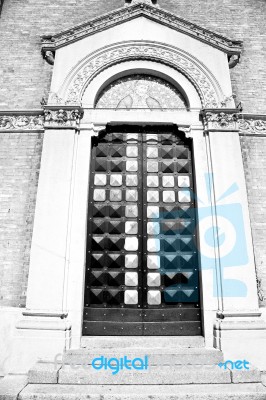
(0, 0, 265, 112)
(240, 135, 266, 307)
(0, 132, 43, 307)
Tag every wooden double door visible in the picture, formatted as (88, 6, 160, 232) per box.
(83, 125, 201, 335)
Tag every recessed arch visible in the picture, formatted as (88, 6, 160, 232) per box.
(81, 61, 202, 110)
(56, 41, 224, 108)
(94, 71, 189, 110)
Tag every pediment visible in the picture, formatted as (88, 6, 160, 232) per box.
(41, 2, 242, 56)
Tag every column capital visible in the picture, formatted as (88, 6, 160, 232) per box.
(200, 108, 240, 132)
(43, 106, 84, 129)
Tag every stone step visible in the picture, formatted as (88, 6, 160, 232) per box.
(63, 347, 224, 365)
(19, 383, 266, 400)
(28, 362, 261, 385)
(58, 364, 261, 385)
(80, 336, 205, 349)
(0, 375, 28, 399)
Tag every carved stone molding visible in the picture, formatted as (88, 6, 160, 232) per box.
(0, 111, 44, 131)
(201, 111, 266, 134)
(43, 106, 84, 129)
(2, 110, 264, 136)
(58, 42, 222, 108)
(201, 109, 240, 131)
(41, 3, 242, 55)
(0, 108, 85, 131)
(239, 116, 266, 135)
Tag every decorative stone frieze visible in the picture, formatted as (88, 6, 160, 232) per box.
(0, 111, 44, 131)
(201, 109, 240, 131)
(1, 109, 265, 136)
(201, 110, 266, 135)
(43, 106, 84, 129)
(239, 116, 266, 135)
(0, 108, 84, 131)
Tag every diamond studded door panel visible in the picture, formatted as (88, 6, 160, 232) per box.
(83, 125, 201, 336)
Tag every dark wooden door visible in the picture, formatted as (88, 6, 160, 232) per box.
(83, 125, 201, 335)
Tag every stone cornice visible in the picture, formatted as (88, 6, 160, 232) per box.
(41, 3, 242, 56)
(1, 109, 266, 135)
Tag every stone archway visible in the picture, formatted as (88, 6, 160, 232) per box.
(55, 41, 223, 108)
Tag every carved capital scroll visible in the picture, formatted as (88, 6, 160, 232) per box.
(201, 109, 240, 131)
(43, 106, 84, 129)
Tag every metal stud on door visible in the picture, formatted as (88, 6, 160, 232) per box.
(83, 125, 201, 336)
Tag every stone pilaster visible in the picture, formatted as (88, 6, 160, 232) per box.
(201, 109, 266, 368)
(14, 106, 84, 372)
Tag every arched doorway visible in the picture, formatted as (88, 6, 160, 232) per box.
(83, 74, 201, 336)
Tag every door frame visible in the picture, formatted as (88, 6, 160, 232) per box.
(64, 109, 212, 347)
(19, 106, 259, 356)
(82, 123, 202, 336)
